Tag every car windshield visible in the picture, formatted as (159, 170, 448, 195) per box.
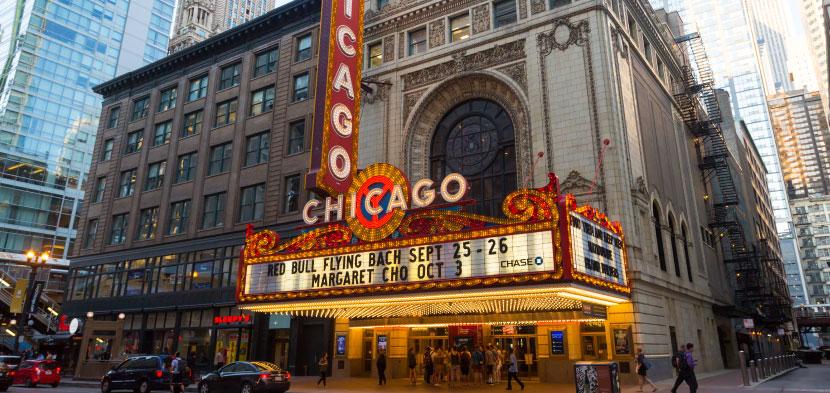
(38, 362, 57, 370)
(250, 361, 281, 371)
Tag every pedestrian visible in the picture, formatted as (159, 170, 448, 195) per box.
(376, 349, 387, 385)
(433, 346, 445, 385)
(636, 348, 658, 392)
(460, 346, 471, 386)
(317, 352, 329, 388)
(170, 352, 184, 393)
(486, 344, 496, 384)
(449, 346, 461, 387)
(671, 343, 698, 393)
(505, 348, 524, 390)
(423, 346, 434, 385)
(214, 349, 225, 369)
(472, 345, 485, 385)
(495, 347, 504, 383)
(407, 347, 418, 385)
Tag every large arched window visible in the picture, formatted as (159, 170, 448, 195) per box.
(668, 213, 681, 277)
(682, 224, 693, 282)
(430, 99, 516, 216)
(653, 202, 667, 271)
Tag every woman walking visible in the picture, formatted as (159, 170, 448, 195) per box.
(408, 347, 418, 385)
(636, 348, 658, 392)
(317, 352, 329, 388)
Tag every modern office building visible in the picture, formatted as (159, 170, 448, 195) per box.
(769, 90, 830, 200)
(791, 196, 830, 346)
(63, 0, 322, 376)
(800, 0, 829, 114)
(168, 0, 276, 54)
(651, 0, 810, 305)
(0, 0, 174, 262)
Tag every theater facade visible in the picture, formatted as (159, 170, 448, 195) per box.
(238, 163, 632, 382)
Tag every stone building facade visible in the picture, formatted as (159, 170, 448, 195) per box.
(357, 0, 727, 380)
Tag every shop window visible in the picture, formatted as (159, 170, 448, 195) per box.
(430, 99, 516, 217)
(96, 267, 115, 298)
(450, 13, 470, 42)
(493, 0, 517, 28)
(157, 263, 179, 293)
(668, 214, 680, 277)
(191, 261, 213, 289)
(124, 269, 146, 296)
(653, 202, 667, 271)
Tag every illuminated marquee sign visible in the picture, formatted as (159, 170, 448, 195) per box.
(307, 0, 365, 195)
(568, 212, 627, 287)
(245, 230, 556, 294)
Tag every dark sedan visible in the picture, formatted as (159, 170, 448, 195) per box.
(0, 363, 11, 392)
(197, 362, 290, 393)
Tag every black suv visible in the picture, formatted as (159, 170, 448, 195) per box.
(101, 355, 193, 393)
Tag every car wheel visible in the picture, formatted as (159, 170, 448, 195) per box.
(241, 382, 253, 393)
(135, 379, 151, 393)
(199, 382, 210, 393)
(101, 378, 112, 393)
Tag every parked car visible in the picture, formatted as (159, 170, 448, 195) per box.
(197, 361, 290, 393)
(13, 359, 60, 387)
(101, 355, 193, 393)
(0, 363, 12, 392)
(0, 356, 22, 370)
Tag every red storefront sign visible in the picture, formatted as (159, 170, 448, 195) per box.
(307, 0, 365, 195)
(213, 315, 251, 325)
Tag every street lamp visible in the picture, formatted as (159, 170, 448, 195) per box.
(14, 250, 49, 354)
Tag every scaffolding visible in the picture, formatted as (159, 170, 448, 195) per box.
(673, 33, 791, 324)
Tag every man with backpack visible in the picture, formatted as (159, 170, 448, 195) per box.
(671, 343, 698, 393)
(169, 352, 184, 393)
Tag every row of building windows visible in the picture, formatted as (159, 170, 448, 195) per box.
(84, 173, 302, 248)
(652, 202, 695, 282)
(68, 246, 241, 300)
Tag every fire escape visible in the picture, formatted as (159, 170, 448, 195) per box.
(673, 33, 791, 324)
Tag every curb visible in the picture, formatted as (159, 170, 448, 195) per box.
(61, 380, 197, 392)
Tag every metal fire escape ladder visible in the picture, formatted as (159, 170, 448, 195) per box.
(673, 33, 789, 322)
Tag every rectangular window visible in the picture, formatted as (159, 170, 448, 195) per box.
(125, 130, 143, 154)
(293, 73, 309, 101)
(284, 174, 301, 213)
(377, 0, 389, 9)
(167, 200, 191, 235)
(119, 169, 136, 197)
(107, 107, 120, 128)
(368, 42, 383, 68)
(153, 121, 172, 146)
(144, 161, 166, 191)
(239, 184, 265, 222)
(181, 110, 203, 138)
(245, 132, 270, 166)
(131, 97, 149, 121)
(84, 219, 98, 249)
(135, 207, 159, 241)
(287, 119, 305, 155)
(187, 75, 209, 101)
(110, 213, 129, 245)
(494, 0, 517, 28)
(93, 176, 106, 203)
(202, 192, 226, 229)
(643, 37, 652, 62)
(550, 0, 571, 8)
(214, 99, 238, 126)
(158, 86, 177, 112)
(254, 48, 278, 77)
(628, 15, 637, 41)
(175, 152, 198, 183)
(250, 86, 276, 116)
(219, 62, 242, 89)
(408, 28, 427, 56)
(101, 139, 114, 161)
(296, 33, 312, 62)
(208, 142, 233, 175)
(450, 13, 471, 42)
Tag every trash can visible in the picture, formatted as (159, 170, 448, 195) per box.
(574, 361, 620, 393)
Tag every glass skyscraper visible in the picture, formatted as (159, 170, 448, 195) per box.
(0, 0, 174, 260)
(650, 0, 810, 304)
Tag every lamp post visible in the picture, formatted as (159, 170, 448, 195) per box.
(14, 250, 49, 354)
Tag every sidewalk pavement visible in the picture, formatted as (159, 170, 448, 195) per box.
(60, 362, 830, 392)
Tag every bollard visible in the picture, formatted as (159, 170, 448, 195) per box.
(775, 356, 781, 374)
(739, 351, 750, 386)
(760, 358, 768, 379)
(750, 360, 758, 382)
(773, 356, 779, 374)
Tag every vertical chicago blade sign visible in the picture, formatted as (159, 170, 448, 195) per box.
(307, 0, 364, 195)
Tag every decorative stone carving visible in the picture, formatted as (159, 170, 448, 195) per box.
(363, 80, 392, 105)
(531, 0, 546, 14)
(633, 176, 648, 196)
(429, 19, 446, 48)
(402, 39, 526, 90)
(560, 170, 603, 195)
(404, 73, 532, 187)
(472, 4, 491, 35)
(518, 0, 528, 19)
(610, 27, 629, 59)
(384, 35, 396, 63)
(496, 62, 528, 94)
(398, 32, 406, 59)
(537, 18, 590, 55)
(403, 89, 427, 120)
